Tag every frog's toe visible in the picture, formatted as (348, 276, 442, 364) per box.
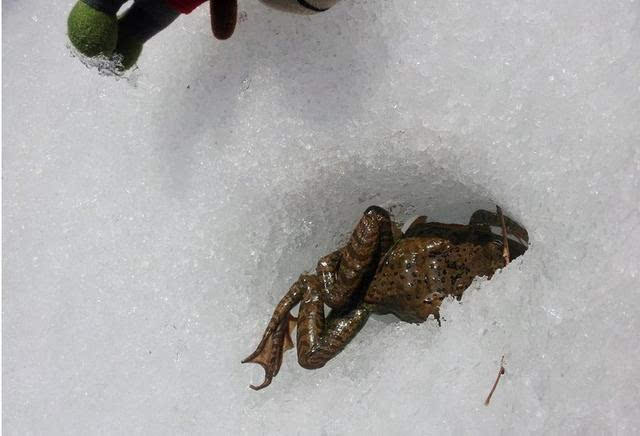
(242, 340, 278, 390)
(242, 313, 296, 390)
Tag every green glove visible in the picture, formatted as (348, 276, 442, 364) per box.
(67, 0, 179, 71)
(67, 1, 121, 58)
(114, 0, 180, 70)
(112, 35, 143, 71)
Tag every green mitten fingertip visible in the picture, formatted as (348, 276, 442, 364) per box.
(67, 1, 118, 57)
(113, 35, 143, 71)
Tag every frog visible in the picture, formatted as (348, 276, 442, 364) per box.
(242, 206, 528, 390)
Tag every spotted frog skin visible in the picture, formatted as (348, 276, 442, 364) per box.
(243, 207, 528, 390)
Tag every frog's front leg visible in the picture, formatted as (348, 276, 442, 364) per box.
(469, 209, 529, 244)
(296, 276, 371, 369)
(470, 208, 529, 261)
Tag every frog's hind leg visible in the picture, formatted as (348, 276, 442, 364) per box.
(317, 206, 394, 309)
(296, 276, 371, 369)
(295, 206, 389, 368)
(242, 312, 297, 390)
(243, 205, 392, 389)
(242, 277, 307, 390)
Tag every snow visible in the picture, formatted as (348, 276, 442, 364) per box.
(3, 0, 640, 434)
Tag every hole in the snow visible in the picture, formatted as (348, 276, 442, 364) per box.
(252, 142, 527, 300)
(242, 133, 531, 391)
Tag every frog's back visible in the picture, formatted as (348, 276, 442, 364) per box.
(364, 222, 506, 323)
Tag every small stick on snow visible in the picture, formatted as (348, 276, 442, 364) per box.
(484, 355, 506, 406)
(497, 206, 510, 265)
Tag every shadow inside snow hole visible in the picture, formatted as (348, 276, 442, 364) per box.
(249, 150, 527, 313)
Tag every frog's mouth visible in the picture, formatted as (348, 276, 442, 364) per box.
(488, 230, 529, 261)
(490, 226, 529, 247)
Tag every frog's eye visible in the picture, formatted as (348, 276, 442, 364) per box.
(259, 0, 338, 14)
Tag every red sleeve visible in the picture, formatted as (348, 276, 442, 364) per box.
(165, 0, 208, 14)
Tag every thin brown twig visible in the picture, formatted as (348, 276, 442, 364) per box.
(484, 355, 506, 406)
(497, 206, 510, 266)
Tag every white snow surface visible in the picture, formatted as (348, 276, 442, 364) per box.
(3, 0, 640, 434)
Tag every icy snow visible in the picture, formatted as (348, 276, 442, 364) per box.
(3, 0, 640, 434)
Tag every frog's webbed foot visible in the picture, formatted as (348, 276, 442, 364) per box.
(242, 313, 297, 390)
(242, 276, 308, 390)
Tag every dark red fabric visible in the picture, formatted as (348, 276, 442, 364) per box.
(166, 0, 207, 14)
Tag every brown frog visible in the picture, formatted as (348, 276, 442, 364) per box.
(243, 206, 528, 390)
